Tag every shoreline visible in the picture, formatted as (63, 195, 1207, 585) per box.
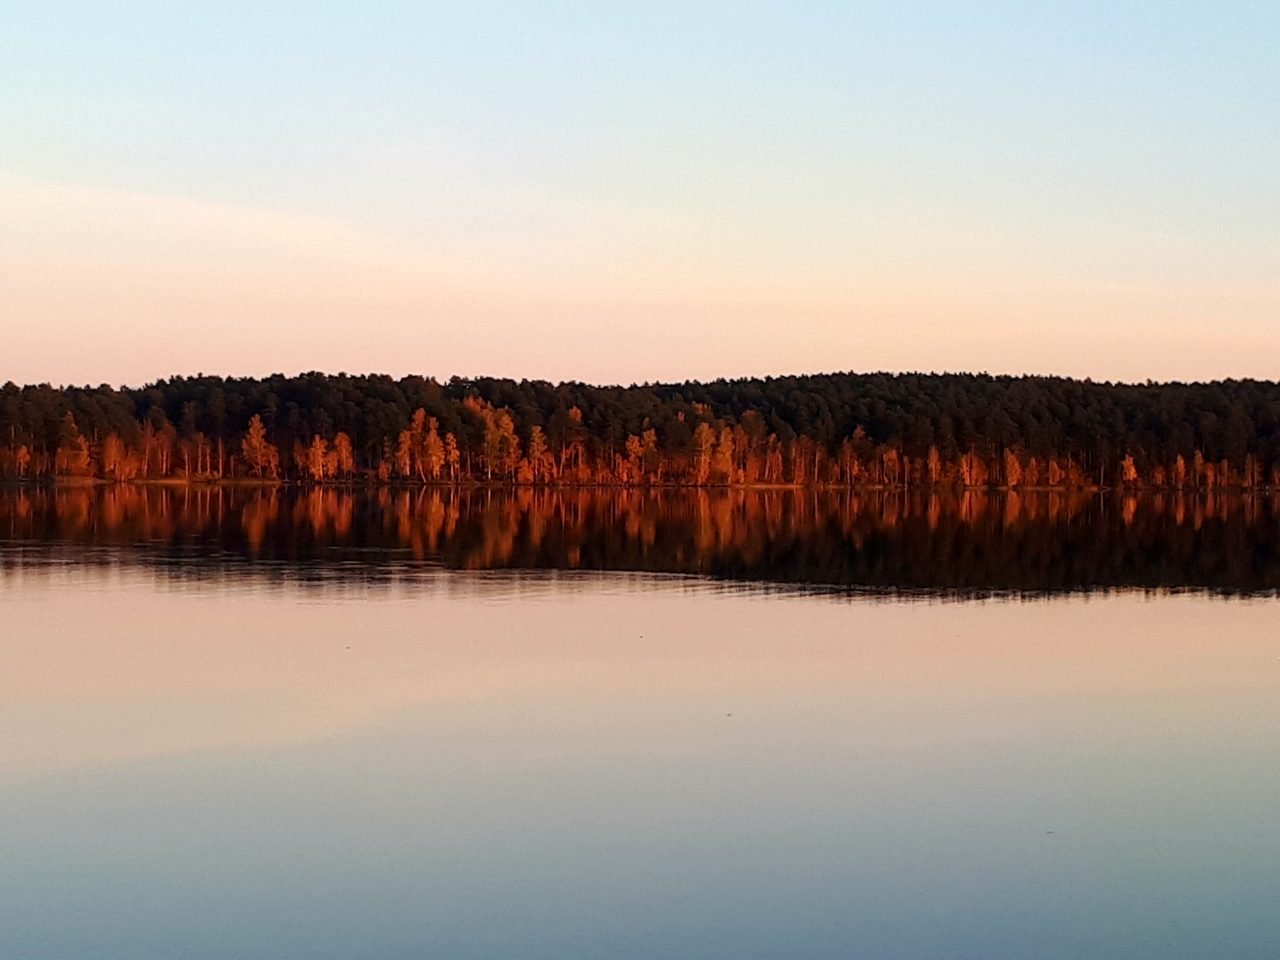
(3, 478, 1277, 495)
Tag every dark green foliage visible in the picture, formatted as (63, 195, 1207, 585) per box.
(4, 371, 1280, 481)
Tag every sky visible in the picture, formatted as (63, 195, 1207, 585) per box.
(2, 1, 1277, 388)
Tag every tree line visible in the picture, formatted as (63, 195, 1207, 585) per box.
(3, 371, 1280, 489)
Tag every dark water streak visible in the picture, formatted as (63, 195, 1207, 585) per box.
(2, 485, 1279, 597)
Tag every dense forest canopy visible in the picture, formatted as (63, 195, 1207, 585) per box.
(3, 371, 1280, 488)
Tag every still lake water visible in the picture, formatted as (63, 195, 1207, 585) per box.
(2, 486, 1279, 958)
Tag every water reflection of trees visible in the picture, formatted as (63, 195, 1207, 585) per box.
(2, 485, 1279, 596)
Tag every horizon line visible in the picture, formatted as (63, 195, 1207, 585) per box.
(9, 367, 1280, 393)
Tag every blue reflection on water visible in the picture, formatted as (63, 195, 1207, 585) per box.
(1, 557, 1278, 959)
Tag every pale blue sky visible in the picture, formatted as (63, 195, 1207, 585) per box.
(3, 2, 1277, 386)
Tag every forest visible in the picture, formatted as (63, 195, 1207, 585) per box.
(3, 371, 1280, 489)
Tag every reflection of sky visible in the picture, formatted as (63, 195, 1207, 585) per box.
(2, 567, 1279, 958)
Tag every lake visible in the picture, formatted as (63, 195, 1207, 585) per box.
(2, 486, 1279, 958)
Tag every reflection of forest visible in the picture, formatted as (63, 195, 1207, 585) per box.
(3, 485, 1279, 595)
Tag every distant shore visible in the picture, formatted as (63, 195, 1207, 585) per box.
(6, 371, 1278, 494)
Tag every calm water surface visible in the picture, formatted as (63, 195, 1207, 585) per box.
(1, 488, 1279, 958)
